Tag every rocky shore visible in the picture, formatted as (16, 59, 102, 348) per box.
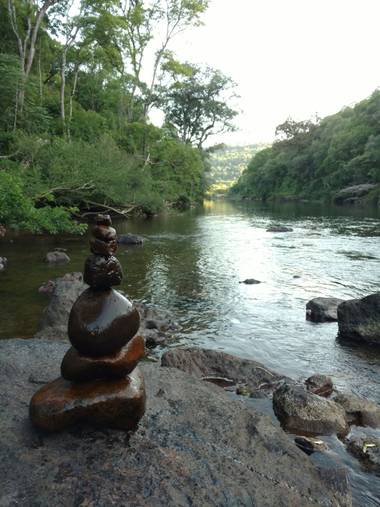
(0, 338, 351, 506)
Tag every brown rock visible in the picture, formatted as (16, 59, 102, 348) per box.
(83, 255, 122, 288)
(90, 238, 117, 256)
(29, 366, 146, 432)
(61, 335, 145, 382)
(305, 374, 333, 397)
(92, 225, 117, 242)
(68, 288, 140, 357)
(95, 214, 112, 226)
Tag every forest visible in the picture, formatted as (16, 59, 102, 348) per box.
(0, 0, 237, 233)
(231, 90, 380, 205)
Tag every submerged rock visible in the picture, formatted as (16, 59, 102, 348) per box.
(334, 392, 380, 428)
(0, 338, 351, 506)
(161, 347, 288, 397)
(337, 293, 380, 345)
(273, 383, 348, 435)
(45, 250, 71, 264)
(239, 278, 261, 285)
(266, 225, 293, 232)
(306, 297, 344, 322)
(118, 233, 144, 245)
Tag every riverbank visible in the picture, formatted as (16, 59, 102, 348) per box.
(0, 338, 352, 506)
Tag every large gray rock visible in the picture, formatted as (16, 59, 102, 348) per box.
(334, 392, 380, 428)
(118, 233, 144, 245)
(35, 272, 87, 340)
(273, 383, 348, 436)
(35, 273, 178, 345)
(161, 347, 288, 397)
(0, 339, 351, 506)
(337, 293, 380, 345)
(306, 297, 344, 322)
(334, 184, 377, 205)
(45, 251, 71, 264)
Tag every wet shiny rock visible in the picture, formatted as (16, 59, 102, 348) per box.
(90, 238, 117, 256)
(30, 366, 146, 432)
(68, 288, 140, 357)
(83, 255, 123, 288)
(61, 335, 145, 382)
(92, 225, 117, 242)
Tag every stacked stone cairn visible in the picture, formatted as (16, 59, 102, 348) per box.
(30, 214, 146, 431)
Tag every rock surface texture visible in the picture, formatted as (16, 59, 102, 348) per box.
(334, 392, 380, 428)
(273, 383, 348, 435)
(161, 347, 288, 397)
(306, 297, 344, 322)
(0, 339, 351, 506)
(45, 250, 71, 264)
(334, 184, 377, 205)
(30, 214, 146, 432)
(337, 293, 380, 345)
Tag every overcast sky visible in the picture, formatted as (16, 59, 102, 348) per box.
(162, 0, 380, 146)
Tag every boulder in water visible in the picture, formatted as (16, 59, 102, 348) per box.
(306, 297, 344, 322)
(118, 233, 144, 245)
(266, 225, 293, 232)
(0, 256, 7, 271)
(45, 250, 70, 264)
(273, 382, 348, 435)
(337, 293, 380, 345)
(334, 392, 380, 428)
(305, 374, 333, 397)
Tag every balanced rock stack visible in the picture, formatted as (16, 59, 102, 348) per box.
(30, 214, 146, 432)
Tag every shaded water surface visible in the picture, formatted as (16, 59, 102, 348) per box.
(1, 200, 380, 504)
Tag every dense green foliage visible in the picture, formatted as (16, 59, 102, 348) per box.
(232, 91, 380, 203)
(206, 144, 266, 195)
(0, 0, 236, 233)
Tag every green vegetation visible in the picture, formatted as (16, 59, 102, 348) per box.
(206, 144, 266, 196)
(231, 91, 380, 204)
(0, 0, 237, 233)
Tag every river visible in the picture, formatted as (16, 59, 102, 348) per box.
(1, 199, 380, 504)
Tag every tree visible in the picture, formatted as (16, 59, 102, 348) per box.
(7, 0, 62, 124)
(161, 65, 238, 148)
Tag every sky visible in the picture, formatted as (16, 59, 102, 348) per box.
(156, 0, 380, 146)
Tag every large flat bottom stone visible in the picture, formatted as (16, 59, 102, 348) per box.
(30, 366, 145, 432)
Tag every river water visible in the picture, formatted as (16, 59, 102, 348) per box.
(1, 199, 380, 504)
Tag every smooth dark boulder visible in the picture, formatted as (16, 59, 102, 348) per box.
(306, 297, 344, 322)
(273, 383, 348, 435)
(35, 274, 178, 344)
(30, 366, 146, 432)
(83, 254, 123, 288)
(295, 436, 327, 455)
(161, 347, 288, 397)
(239, 278, 261, 285)
(45, 250, 70, 264)
(0, 338, 351, 506)
(118, 233, 144, 245)
(337, 293, 380, 345)
(68, 288, 140, 357)
(305, 374, 333, 397)
(334, 392, 380, 428)
(61, 335, 145, 382)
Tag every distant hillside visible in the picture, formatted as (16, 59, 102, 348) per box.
(231, 90, 380, 205)
(206, 144, 267, 195)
